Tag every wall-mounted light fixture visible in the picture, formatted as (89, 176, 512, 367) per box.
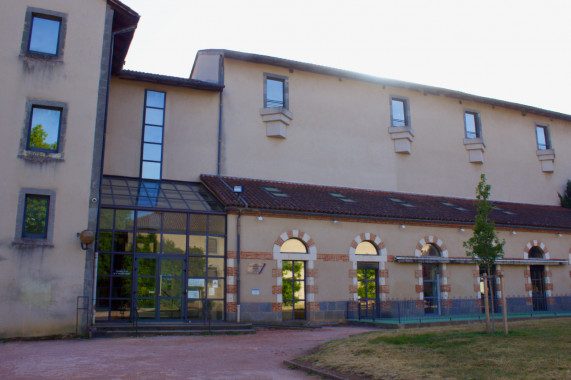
(333, 220, 339, 224)
(459, 228, 465, 232)
(557, 233, 562, 238)
(511, 230, 517, 235)
(257, 215, 263, 221)
(78, 229, 95, 251)
(400, 224, 406, 229)
(233, 185, 243, 194)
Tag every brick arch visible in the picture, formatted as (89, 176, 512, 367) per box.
(414, 235, 450, 303)
(349, 232, 385, 255)
(523, 240, 550, 259)
(414, 235, 448, 258)
(348, 233, 389, 302)
(273, 229, 316, 256)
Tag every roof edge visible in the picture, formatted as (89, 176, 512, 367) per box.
(118, 70, 224, 91)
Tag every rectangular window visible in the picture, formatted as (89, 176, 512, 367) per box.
(535, 125, 551, 150)
(390, 97, 409, 128)
(464, 111, 481, 139)
(264, 74, 289, 109)
(23, 195, 50, 238)
(27, 105, 62, 152)
(21, 8, 67, 58)
(141, 90, 166, 180)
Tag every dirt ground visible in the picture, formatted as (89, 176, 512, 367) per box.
(0, 326, 375, 379)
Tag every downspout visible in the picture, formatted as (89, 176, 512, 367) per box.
(216, 53, 224, 176)
(91, 23, 138, 326)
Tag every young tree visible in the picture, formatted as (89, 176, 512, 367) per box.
(558, 180, 571, 209)
(463, 174, 506, 334)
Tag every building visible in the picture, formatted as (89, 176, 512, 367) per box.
(1, 0, 570, 337)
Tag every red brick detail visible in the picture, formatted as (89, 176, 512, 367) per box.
(441, 299, 452, 308)
(525, 284, 532, 292)
(272, 285, 282, 294)
(275, 237, 284, 246)
(475, 299, 482, 307)
(226, 302, 237, 312)
(473, 269, 479, 278)
(569, 270, 571, 278)
(415, 284, 423, 293)
(416, 242, 423, 251)
(350, 240, 358, 249)
(378, 241, 385, 250)
(415, 300, 424, 309)
(359, 233, 367, 241)
(349, 285, 358, 293)
(546, 283, 554, 291)
(348, 269, 357, 278)
(308, 269, 319, 278)
(379, 269, 389, 278)
(474, 284, 481, 292)
(380, 285, 390, 294)
(523, 270, 530, 278)
(317, 253, 349, 261)
(525, 297, 533, 306)
(226, 285, 237, 294)
(414, 270, 422, 278)
(227, 250, 237, 258)
(307, 302, 320, 312)
(545, 270, 552, 278)
(271, 303, 282, 312)
(348, 302, 359, 311)
(440, 270, 448, 278)
(307, 285, 319, 294)
(240, 251, 273, 259)
(306, 238, 315, 247)
(226, 267, 235, 276)
(387, 255, 395, 262)
(441, 284, 451, 293)
(547, 297, 556, 305)
(380, 301, 391, 311)
(423, 236, 431, 244)
(287, 231, 294, 238)
(272, 268, 281, 277)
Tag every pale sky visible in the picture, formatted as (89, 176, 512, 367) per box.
(120, 0, 571, 115)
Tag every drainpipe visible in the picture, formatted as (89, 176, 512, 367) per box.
(217, 91, 223, 176)
(236, 210, 241, 323)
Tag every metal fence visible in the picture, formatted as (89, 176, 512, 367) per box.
(346, 294, 571, 323)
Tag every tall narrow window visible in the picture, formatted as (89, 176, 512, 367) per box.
(390, 97, 409, 127)
(23, 195, 50, 239)
(535, 125, 551, 150)
(27, 105, 62, 152)
(29, 15, 61, 55)
(264, 74, 288, 109)
(282, 260, 306, 320)
(141, 90, 166, 179)
(421, 243, 441, 314)
(464, 111, 481, 138)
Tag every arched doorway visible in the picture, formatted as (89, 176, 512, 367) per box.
(280, 238, 307, 320)
(355, 241, 379, 318)
(421, 243, 441, 314)
(529, 247, 547, 311)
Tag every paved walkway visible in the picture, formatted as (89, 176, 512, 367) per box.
(0, 326, 375, 379)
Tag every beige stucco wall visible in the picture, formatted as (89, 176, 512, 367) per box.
(0, 0, 109, 337)
(230, 214, 571, 313)
(216, 57, 571, 206)
(104, 78, 220, 181)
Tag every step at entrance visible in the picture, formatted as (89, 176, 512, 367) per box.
(92, 322, 254, 338)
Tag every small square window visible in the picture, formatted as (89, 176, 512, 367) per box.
(535, 125, 551, 150)
(21, 8, 67, 59)
(264, 74, 289, 109)
(23, 195, 50, 238)
(390, 97, 410, 128)
(27, 106, 62, 152)
(464, 111, 481, 139)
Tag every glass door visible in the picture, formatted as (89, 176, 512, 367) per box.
(423, 264, 440, 314)
(282, 261, 306, 320)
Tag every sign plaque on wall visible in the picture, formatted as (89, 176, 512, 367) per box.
(247, 263, 266, 274)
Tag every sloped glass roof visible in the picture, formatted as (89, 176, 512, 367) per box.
(101, 176, 224, 213)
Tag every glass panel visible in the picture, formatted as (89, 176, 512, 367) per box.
(96, 277, 110, 298)
(280, 239, 307, 253)
(355, 241, 377, 255)
(209, 215, 226, 234)
(98, 231, 112, 252)
(141, 161, 161, 180)
(207, 258, 224, 277)
(146, 91, 165, 108)
(112, 254, 132, 276)
(367, 281, 376, 299)
(138, 258, 156, 276)
(189, 214, 207, 233)
(136, 233, 159, 253)
(188, 256, 206, 277)
(465, 112, 477, 138)
(207, 300, 224, 321)
(98, 254, 111, 275)
(29, 107, 60, 151)
(282, 301, 293, 319)
(188, 235, 206, 255)
(137, 298, 155, 319)
(282, 261, 293, 280)
(391, 99, 405, 127)
(536, 126, 547, 150)
(160, 298, 181, 319)
(187, 300, 204, 320)
(187, 278, 205, 299)
(207, 279, 224, 299)
(29, 16, 60, 55)
(207, 236, 224, 256)
(143, 143, 162, 161)
(293, 262, 305, 279)
(109, 300, 131, 321)
(137, 277, 156, 297)
(111, 277, 132, 298)
(294, 301, 306, 320)
(266, 78, 284, 107)
(144, 125, 163, 143)
(23, 195, 49, 237)
(293, 281, 305, 300)
(163, 213, 187, 233)
(145, 108, 164, 126)
(358, 281, 366, 299)
(114, 232, 134, 252)
(136, 211, 161, 231)
(421, 244, 440, 257)
(160, 276, 182, 298)
(99, 208, 114, 229)
(282, 281, 293, 301)
(161, 259, 183, 276)
(115, 210, 135, 230)
(162, 234, 186, 254)
(94, 299, 110, 322)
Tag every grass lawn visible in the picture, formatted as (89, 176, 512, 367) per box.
(296, 318, 571, 379)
